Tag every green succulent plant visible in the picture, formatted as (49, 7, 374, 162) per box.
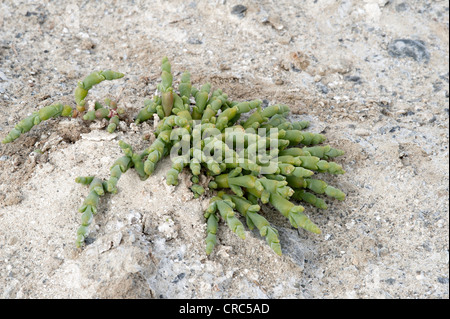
(2, 57, 346, 255)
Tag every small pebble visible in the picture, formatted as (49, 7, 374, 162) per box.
(187, 37, 203, 45)
(274, 78, 284, 85)
(385, 278, 396, 285)
(219, 64, 231, 71)
(388, 39, 430, 63)
(316, 83, 329, 94)
(395, 3, 409, 12)
(172, 273, 186, 284)
(261, 99, 270, 108)
(344, 75, 362, 83)
(231, 5, 247, 18)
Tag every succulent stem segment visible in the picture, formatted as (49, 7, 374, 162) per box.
(75, 70, 124, 111)
(225, 193, 282, 255)
(2, 71, 124, 144)
(75, 176, 105, 248)
(2, 57, 346, 254)
(1, 103, 72, 144)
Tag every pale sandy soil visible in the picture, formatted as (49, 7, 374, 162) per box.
(0, 0, 448, 298)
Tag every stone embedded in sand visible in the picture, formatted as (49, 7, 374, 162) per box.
(231, 5, 247, 18)
(388, 39, 430, 63)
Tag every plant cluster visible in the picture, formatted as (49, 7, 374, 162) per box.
(2, 57, 345, 255)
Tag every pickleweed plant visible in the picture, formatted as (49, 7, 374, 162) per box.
(2, 57, 345, 255)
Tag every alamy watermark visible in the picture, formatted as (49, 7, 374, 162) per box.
(168, 121, 280, 175)
(63, 4, 80, 33)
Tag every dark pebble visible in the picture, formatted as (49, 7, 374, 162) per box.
(316, 83, 329, 94)
(261, 99, 270, 109)
(231, 5, 247, 18)
(172, 273, 186, 284)
(400, 110, 415, 116)
(24, 11, 47, 24)
(433, 81, 443, 92)
(344, 75, 362, 83)
(291, 64, 302, 72)
(187, 37, 203, 45)
(395, 3, 410, 12)
(437, 277, 449, 284)
(85, 237, 95, 245)
(384, 278, 396, 285)
(388, 39, 430, 63)
(389, 126, 401, 133)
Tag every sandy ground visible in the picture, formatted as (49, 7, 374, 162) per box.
(0, 0, 448, 299)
